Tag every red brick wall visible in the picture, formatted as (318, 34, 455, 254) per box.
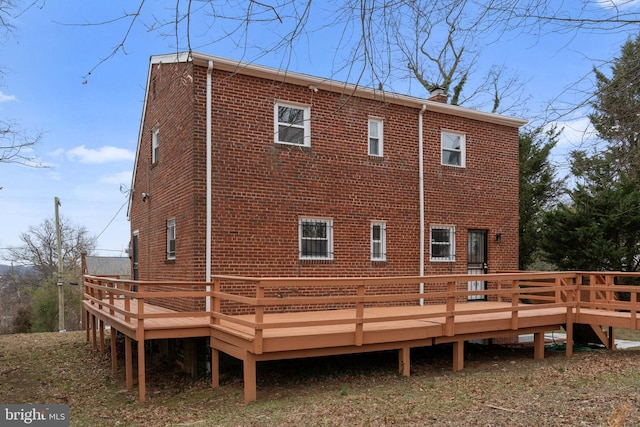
(130, 59, 520, 312)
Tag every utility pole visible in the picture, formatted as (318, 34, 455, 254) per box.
(55, 197, 65, 332)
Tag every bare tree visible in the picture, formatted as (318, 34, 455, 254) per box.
(6, 216, 96, 280)
(1, 0, 44, 169)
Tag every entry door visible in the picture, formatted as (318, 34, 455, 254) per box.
(467, 230, 488, 301)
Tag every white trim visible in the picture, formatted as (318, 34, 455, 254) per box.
(151, 127, 159, 164)
(167, 218, 176, 260)
(441, 130, 466, 168)
(370, 221, 386, 261)
(274, 101, 311, 147)
(368, 118, 384, 157)
(298, 217, 334, 260)
(430, 225, 456, 262)
(184, 52, 528, 128)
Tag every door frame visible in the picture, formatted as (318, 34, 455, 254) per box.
(467, 229, 488, 301)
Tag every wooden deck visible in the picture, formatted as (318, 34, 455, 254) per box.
(83, 272, 640, 403)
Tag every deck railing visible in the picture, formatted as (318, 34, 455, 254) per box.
(84, 271, 640, 344)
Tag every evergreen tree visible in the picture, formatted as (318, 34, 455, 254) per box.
(540, 153, 640, 271)
(518, 126, 563, 270)
(589, 33, 640, 178)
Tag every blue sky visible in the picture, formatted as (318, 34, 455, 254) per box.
(0, 1, 638, 260)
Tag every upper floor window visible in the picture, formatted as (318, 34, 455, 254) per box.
(371, 221, 386, 261)
(441, 131, 465, 167)
(275, 102, 310, 147)
(167, 218, 176, 260)
(152, 128, 160, 164)
(430, 225, 455, 261)
(299, 218, 333, 260)
(368, 118, 383, 156)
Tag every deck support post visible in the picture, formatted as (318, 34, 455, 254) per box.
(85, 310, 90, 342)
(533, 332, 545, 360)
(110, 327, 118, 373)
(91, 314, 97, 350)
(211, 348, 220, 388)
(398, 346, 410, 376)
(125, 335, 133, 390)
(99, 320, 105, 354)
(565, 314, 574, 358)
(137, 338, 146, 402)
(452, 340, 464, 371)
(243, 352, 257, 403)
(608, 326, 615, 350)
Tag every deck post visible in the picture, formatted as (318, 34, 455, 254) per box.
(91, 314, 97, 350)
(398, 346, 410, 376)
(110, 327, 118, 373)
(125, 335, 133, 389)
(211, 348, 219, 388)
(608, 326, 615, 351)
(85, 310, 90, 342)
(243, 352, 257, 403)
(355, 284, 365, 346)
(445, 281, 455, 336)
(99, 319, 105, 354)
(533, 332, 545, 360)
(452, 340, 464, 371)
(137, 338, 146, 402)
(565, 309, 574, 358)
(136, 284, 146, 402)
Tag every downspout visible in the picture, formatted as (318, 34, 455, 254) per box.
(206, 60, 213, 310)
(419, 104, 427, 306)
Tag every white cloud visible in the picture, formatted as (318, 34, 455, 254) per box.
(595, 0, 640, 9)
(0, 91, 16, 103)
(100, 170, 133, 185)
(66, 145, 135, 164)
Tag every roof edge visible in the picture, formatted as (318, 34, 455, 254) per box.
(165, 52, 528, 128)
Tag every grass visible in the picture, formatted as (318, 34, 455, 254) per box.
(1, 331, 640, 426)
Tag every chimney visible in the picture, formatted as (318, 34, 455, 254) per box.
(428, 86, 448, 103)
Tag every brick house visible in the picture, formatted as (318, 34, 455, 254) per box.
(128, 52, 526, 311)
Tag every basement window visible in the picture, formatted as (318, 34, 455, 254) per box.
(299, 218, 333, 260)
(430, 225, 455, 261)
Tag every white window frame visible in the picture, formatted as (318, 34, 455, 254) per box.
(368, 118, 384, 156)
(152, 127, 159, 164)
(441, 130, 465, 167)
(274, 102, 311, 147)
(167, 218, 176, 260)
(371, 221, 387, 261)
(430, 225, 455, 262)
(298, 218, 333, 260)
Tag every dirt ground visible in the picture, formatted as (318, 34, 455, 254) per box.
(1, 331, 639, 426)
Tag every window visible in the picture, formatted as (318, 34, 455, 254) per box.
(368, 118, 383, 156)
(299, 218, 333, 260)
(167, 219, 176, 260)
(441, 131, 465, 167)
(371, 221, 386, 261)
(275, 103, 310, 146)
(152, 128, 159, 164)
(430, 226, 455, 261)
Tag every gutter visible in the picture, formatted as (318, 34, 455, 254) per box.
(419, 104, 426, 306)
(206, 60, 213, 310)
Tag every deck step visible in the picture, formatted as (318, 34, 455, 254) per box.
(570, 323, 611, 348)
